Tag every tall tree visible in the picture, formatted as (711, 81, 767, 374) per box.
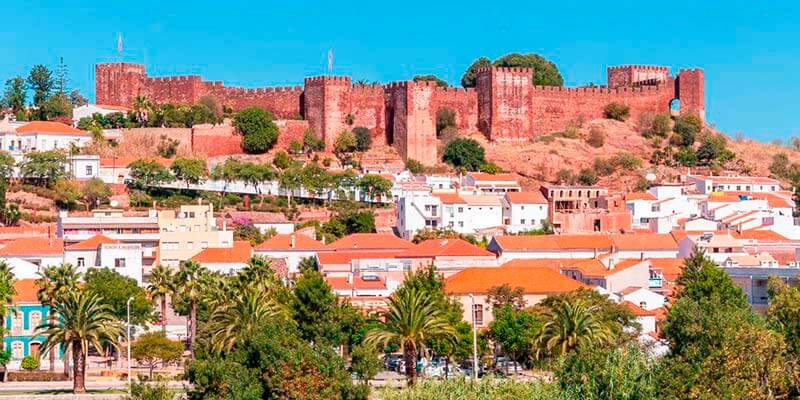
(2, 77, 26, 112)
(537, 300, 614, 358)
(26, 64, 54, 107)
(84, 268, 153, 326)
(488, 305, 542, 374)
(147, 265, 175, 334)
(208, 287, 283, 354)
(55, 57, 68, 94)
(19, 150, 68, 187)
(174, 261, 206, 358)
(364, 286, 456, 386)
(170, 157, 207, 189)
(36, 290, 123, 394)
(36, 263, 81, 372)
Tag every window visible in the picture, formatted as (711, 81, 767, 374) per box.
(11, 342, 23, 359)
(29, 311, 42, 332)
(458, 207, 464, 213)
(114, 258, 126, 268)
(77, 257, 85, 267)
(472, 304, 484, 326)
(520, 219, 526, 224)
(187, 241, 194, 250)
(12, 313, 23, 332)
(639, 301, 647, 309)
(201, 242, 209, 249)
(458, 221, 464, 227)
(85, 165, 93, 176)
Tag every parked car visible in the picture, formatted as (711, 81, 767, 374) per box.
(493, 357, 525, 376)
(384, 354, 403, 371)
(459, 360, 486, 378)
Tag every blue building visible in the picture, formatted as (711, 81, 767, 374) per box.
(3, 279, 62, 368)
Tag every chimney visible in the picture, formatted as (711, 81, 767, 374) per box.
(290, 234, 296, 248)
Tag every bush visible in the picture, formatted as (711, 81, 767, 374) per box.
(156, 135, 180, 158)
(302, 129, 325, 153)
(554, 125, 581, 139)
(555, 169, 576, 185)
(578, 168, 599, 185)
(7, 371, 67, 381)
(674, 147, 698, 167)
(353, 127, 372, 151)
(288, 140, 303, 155)
(673, 114, 703, 146)
(129, 379, 176, 400)
(442, 138, 485, 171)
(612, 152, 642, 171)
(770, 153, 790, 179)
(586, 127, 605, 148)
(697, 135, 735, 165)
(21, 355, 39, 371)
(640, 112, 671, 138)
(436, 108, 457, 135)
(593, 158, 616, 176)
(413, 75, 449, 88)
(376, 376, 559, 400)
(234, 107, 279, 154)
(479, 162, 503, 174)
(406, 159, 424, 174)
(603, 102, 630, 121)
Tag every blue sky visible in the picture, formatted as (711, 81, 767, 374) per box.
(2, 1, 797, 142)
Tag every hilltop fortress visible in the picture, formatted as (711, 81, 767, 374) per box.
(95, 63, 704, 164)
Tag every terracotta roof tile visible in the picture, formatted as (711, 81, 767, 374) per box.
(16, 121, 88, 136)
(326, 276, 387, 291)
(610, 233, 678, 251)
(255, 233, 325, 251)
(433, 193, 466, 204)
(0, 237, 64, 256)
(445, 266, 585, 295)
(505, 191, 547, 204)
(12, 279, 40, 303)
(467, 172, 518, 182)
(493, 234, 613, 251)
(317, 251, 404, 265)
(191, 241, 252, 264)
(625, 192, 657, 201)
(65, 234, 120, 251)
(648, 258, 685, 282)
(406, 239, 494, 258)
(328, 233, 413, 251)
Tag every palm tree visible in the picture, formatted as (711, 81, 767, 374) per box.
(174, 261, 206, 359)
(146, 265, 175, 334)
(537, 300, 614, 358)
(237, 256, 278, 291)
(36, 264, 81, 372)
(364, 287, 456, 386)
(36, 290, 122, 394)
(132, 95, 151, 127)
(207, 287, 284, 354)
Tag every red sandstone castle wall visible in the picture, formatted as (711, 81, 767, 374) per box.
(384, 81, 437, 165)
(303, 76, 352, 150)
(476, 67, 534, 141)
(206, 83, 303, 119)
(431, 86, 478, 132)
(607, 65, 670, 88)
(350, 84, 386, 144)
(677, 69, 705, 122)
(274, 120, 310, 150)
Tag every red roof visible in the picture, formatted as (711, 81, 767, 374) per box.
(12, 279, 40, 303)
(16, 121, 88, 136)
(493, 234, 613, 251)
(326, 276, 388, 291)
(328, 233, 413, 251)
(648, 258, 685, 282)
(65, 234, 120, 251)
(445, 266, 585, 295)
(0, 237, 64, 256)
(317, 251, 404, 265)
(625, 192, 657, 201)
(255, 233, 325, 251)
(434, 193, 466, 204)
(406, 239, 494, 258)
(94, 104, 130, 111)
(505, 191, 547, 204)
(610, 233, 678, 251)
(191, 241, 253, 264)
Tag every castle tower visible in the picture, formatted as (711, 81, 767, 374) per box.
(95, 63, 146, 108)
(476, 67, 533, 141)
(303, 76, 352, 150)
(607, 65, 670, 88)
(677, 69, 705, 122)
(384, 81, 437, 165)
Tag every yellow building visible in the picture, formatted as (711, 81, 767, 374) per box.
(158, 203, 233, 268)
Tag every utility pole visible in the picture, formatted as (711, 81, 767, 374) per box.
(127, 297, 133, 394)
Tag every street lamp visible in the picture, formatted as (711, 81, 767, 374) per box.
(127, 296, 133, 394)
(468, 294, 478, 380)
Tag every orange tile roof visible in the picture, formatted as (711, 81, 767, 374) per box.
(16, 121, 88, 136)
(445, 266, 585, 295)
(65, 234, 120, 251)
(721, 191, 794, 208)
(706, 192, 742, 203)
(433, 193, 466, 204)
(505, 191, 547, 204)
(625, 192, 657, 201)
(255, 233, 325, 251)
(406, 239, 494, 258)
(648, 258, 685, 282)
(191, 241, 253, 264)
(12, 279, 40, 303)
(565, 259, 646, 277)
(623, 301, 661, 317)
(764, 251, 796, 266)
(326, 276, 388, 291)
(0, 237, 64, 256)
(493, 234, 613, 251)
(317, 251, 404, 265)
(610, 233, 678, 251)
(328, 233, 414, 251)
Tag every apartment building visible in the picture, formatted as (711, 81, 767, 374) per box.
(688, 175, 781, 194)
(396, 192, 504, 240)
(158, 203, 233, 267)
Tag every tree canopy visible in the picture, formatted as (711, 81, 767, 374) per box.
(461, 53, 563, 88)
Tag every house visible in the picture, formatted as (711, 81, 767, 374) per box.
(540, 185, 632, 233)
(608, 233, 680, 259)
(444, 266, 585, 327)
(158, 203, 233, 268)
(327, 233, 414, 252)
(623, 301, 666, 337)
(224, 211, 295, 235)
(0, 121, 90, 153)
(403, 238, 497, 277)
(647, 258, 685, 295)
(97, 157, 171, 185)
(688, 175, 781, 194)
(502, 192, 549, 233)
(617, 286, 666, 311)
(396, 192, 505, 240)
(462, 173, 521, 194)
(500, 257, 651, 293)
(254, 233, 327, 275)
(57, 209, 159, 270)
(63, 235, 143, 284)
(677, 231, 747, 263)
(317, 251, 411, 281)
(326, 275, 395, 298)
(190, 240, 253, 274)
(488, 234, 613, 262)
(4, 279, 62, 369)
(71, 104, 130, 126)
(0, 237, 64, 269)
(67, 154, 100, 180)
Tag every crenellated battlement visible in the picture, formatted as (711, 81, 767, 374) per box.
(304, 75, 352, 85)
(609, 65, 670, 72)
(434, 86, 476, 94)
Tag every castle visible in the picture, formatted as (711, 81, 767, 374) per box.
(95, 63, 704, 164)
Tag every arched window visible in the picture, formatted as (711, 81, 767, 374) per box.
(11, 342, 23, 359)
(29, 311, 42, 332)
(11, 313, 23, 333)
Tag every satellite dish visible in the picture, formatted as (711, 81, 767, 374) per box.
(110, 200, 119, 208)
(645, 173, 657, 182)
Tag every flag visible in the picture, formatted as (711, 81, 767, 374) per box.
(117, 33, 123, 54)
(327, 49, 333, 74)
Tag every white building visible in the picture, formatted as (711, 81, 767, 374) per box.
(677, 232, 748, 264)
(688, 175, 781, 194)
(254, 233, 327, 275)
(462, 173, 521, 194)
(396, 192, 504, 240)
(0, 237, 64, 269)
(0, 121, 90, 152)
(72, 104, 130, 126)
(502, 192, 549, 233)
(67, 155, 100, 180)
(64, 235, 143, 284)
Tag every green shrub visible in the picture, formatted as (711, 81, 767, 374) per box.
(376, 376, 560, 400)
(436, 108, 457, 135)
(674, 147, 698, 167)
(555, 169, 576, 185)
(640, 112, 671, 138)
(586, 127, 605, 148)
(603, 102, 630, 121)
(21, 355, 39, 371)
(405, 159, 424, 174)
(353, 127, 372, 151)
(234, 107, 279, 154)
(673, 114, 703, 146)
(479, 162, 503, 174)
(554, 125, 581, 139)
(442, 138, 485, 171)
(578, 168, 599, 185)
(612, 152, 642, 170)
(593, 158, 616, 176)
